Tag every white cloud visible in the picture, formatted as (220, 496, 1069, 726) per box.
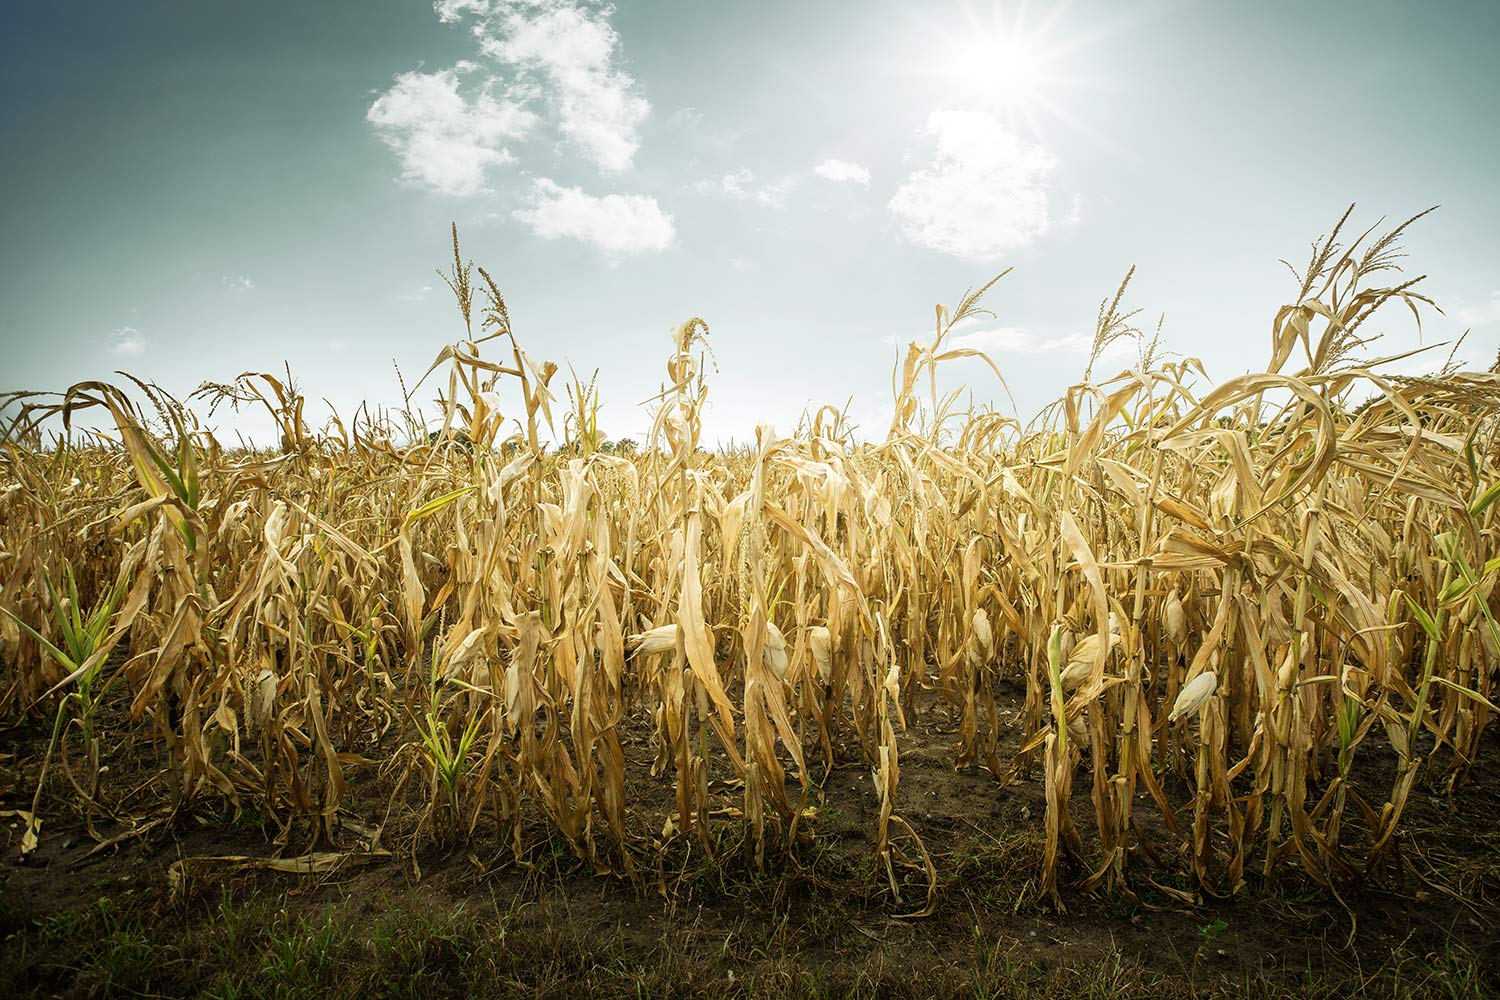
(692, 168, 797, 208)
(1457, 290, 1500, 327)
(222, 275, 255, 291)
(754, 176, 797, 209)
(888, 110, 1057, 260)
(886, 322, 1127, 361)
(109, 326, 146, 357)
(1063, 193, 1084, 226)
(479, 1, 649, 173)
(513, 178, 675, 256)
(434, 0, 493, 23)
(814, 158, 871, 186)
(948, 326, 1094, 355)
(668, 106, 704, 130)
(709, 168, 754, 199)
(373, 2, 650, 192)
(399, 284, 435, 303)
(367, 62, 535, 196)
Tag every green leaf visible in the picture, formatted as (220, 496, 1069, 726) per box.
(1469, 481, 1500, 518)
(1, 606, 80, 674)
(145, 434, 184, 497)
(1437, 577, 1469, 605)
(65, 565, 84, 633)
(1429, 676, 1500, 713)
(1402, 593, 1440, 643)
(404, 486, 478, 529)
(1434, 532, 1459, 562)
(1307, 577, 1330, 611)
(179, 433, 200, 508)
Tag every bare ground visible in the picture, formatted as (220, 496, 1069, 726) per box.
(2, 679, 1497, 999)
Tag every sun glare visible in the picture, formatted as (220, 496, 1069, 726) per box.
(916, 3, 1087, 137)
(951, 35, 1050, 108)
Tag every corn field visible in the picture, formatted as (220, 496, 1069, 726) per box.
(2, 209, 1498, 914)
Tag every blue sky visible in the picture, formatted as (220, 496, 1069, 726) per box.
(3, 0, 1497, 445)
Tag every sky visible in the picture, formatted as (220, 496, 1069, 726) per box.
(2, 0, 1498, 446)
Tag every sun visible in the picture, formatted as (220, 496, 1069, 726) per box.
(920, 3, 1083, 135)
(954, 35, 1046, 100)
(947, 30, 1058, 117)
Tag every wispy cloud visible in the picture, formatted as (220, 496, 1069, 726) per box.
(946, 326, 1094, 355)
(513, 178, 675, 257)
(434, 0, 492, 22)
(885, 322, 1130, 362)
(754, 176, 797, 209)
(399, 285, 435, 303)
(813, 158, 871, 186)
(667, 106, 704, 130)
(367, 61, 535, 196)
(109, 326, 147, 357)
(693, 168, 752, 199)
(380, 0, 649, 187)
(1062, 193, 1084, 227)
(221, 275, 255, 291)
(692, 168, 797, 208)
(373, 0, 665, 263)
(1456, 290, 1500, 327)
(889, 110, 1057, 260)
(478, 1, 650, 173)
